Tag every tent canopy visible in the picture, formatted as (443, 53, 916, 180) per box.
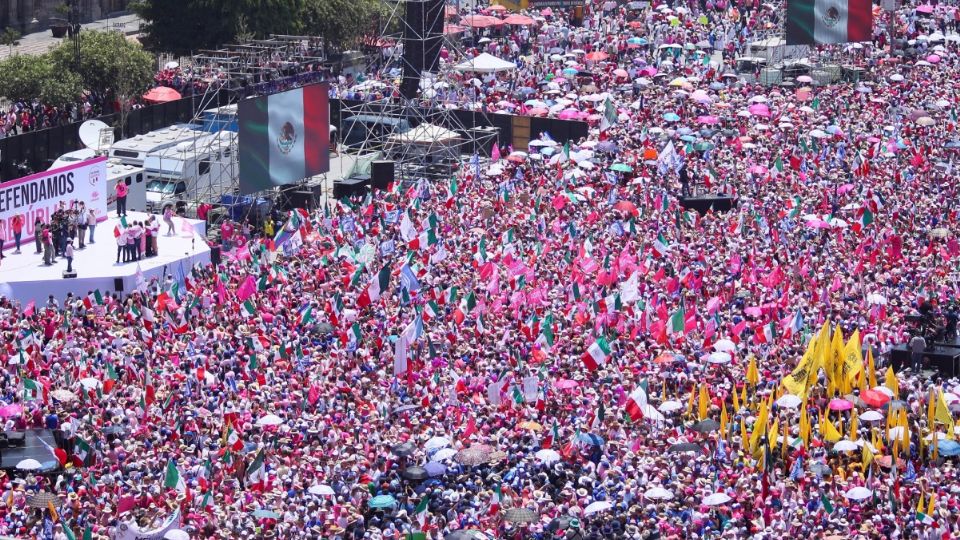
(454, 53, 517, 73)
(388, 123, 461, 144)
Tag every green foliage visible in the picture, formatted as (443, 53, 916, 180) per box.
(0, 54, 82, 105)
(0, 27, 21, 51)
(48, 30, 154, 100)
(301, 0, 386, 50)
(132, 0, 306, 56)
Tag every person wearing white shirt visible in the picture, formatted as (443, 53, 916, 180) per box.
(116, 229, 128, 264)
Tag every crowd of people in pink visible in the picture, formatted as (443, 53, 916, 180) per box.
(2, 0, 960, 539)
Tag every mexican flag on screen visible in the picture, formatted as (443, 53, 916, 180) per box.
(238, 84, 330, 193)
(785, 0, 872, 45)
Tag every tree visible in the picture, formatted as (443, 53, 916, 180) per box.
(0, 27, 21, 56)
(48, 30, 154, 104)
(132, 0, 305, 55)
(0, 54, 82, 105)
(302, 0, 387, 51)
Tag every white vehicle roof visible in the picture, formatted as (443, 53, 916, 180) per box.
(48, 148, 97, 170)
(110, 126, 203, 154)
(148, 131, 237, 160)
(106, 159, 144, 180)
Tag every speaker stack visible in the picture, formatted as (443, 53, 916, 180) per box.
(399, 0, 445, 100)
(371, 160, 395, 191)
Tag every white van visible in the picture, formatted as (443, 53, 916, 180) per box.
(108, 125, 204, 166)
(143, 131, 238, 215)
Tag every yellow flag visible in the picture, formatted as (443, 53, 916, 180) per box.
(741, 385, 749, 410)
(933, 429, 940, 460)
(746, 355, 759, 387)
(884, 366, 899, 396)
(936, 389, 955, 436)
(720, 401, 729, 437)
(862, 441, 874, 469)
(917, 492, 925, 514)
(686, 385, 696, 417)
(849, 409, 859, 440)
(732, 384, 741, 411)
(800, 405, 810, 448)
(750, 398, 770, 451)
(47, 500, 58, 523)
(830, 325, 845, 387)
(769, 418, 780, 451)
(822, 416, 842, 443)
(698, 383, 710, 421)
(842, 329, 864, 393)
(928, 388, 937, 430)
(867, 348, 878, 389)
(899, 408, 911, 444)
(928, 492, 936, 516)
(782, 347, 815, 398)
(740, 417, 750, 449)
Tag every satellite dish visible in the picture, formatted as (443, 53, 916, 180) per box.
(79, 120, 113, 152)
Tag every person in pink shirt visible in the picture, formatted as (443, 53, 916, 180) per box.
(116, 181, 129, 217)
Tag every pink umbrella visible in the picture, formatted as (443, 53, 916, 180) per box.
(697, 115, 720, 125)
(639, 66, 658, 77)
(828, 398, 853, 411)
(587, 114, 602, 122)
(585, 51, 609, 62)
(528, 107, 548, 116)
(613, 68, 629, 79)
(503, 14, 535, 25)
(558, 109, 580, 120)
(541, 7, 554, 16)
(805, 219, 831, 229)
(555, 379, 579, 390)
(0, 404, 22, 418)
(748, 165, 767, 174)
(837, 183, 855, 194)
(927, 54, 941, 64)
(747, 103, 771, 117)
(916, 4, 934, 13)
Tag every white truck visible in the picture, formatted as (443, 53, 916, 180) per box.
(108, 125, 205, 167)
(105, 160, 148, 214)
(143, 131, 238, 216)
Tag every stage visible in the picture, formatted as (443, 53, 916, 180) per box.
(0, 212, 209, 305)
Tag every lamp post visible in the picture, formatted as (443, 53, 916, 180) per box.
(69, 0, 81, 71)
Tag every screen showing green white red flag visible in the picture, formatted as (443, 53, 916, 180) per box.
(785, 0, 872, 45)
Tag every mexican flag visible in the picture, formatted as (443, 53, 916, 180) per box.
(83, 290, 104, 309)
(625, 385, 648, 422)
(237, 84, 329, 192)
(23, 378, 42, 401)
(358, 267, 391, 307)
(785, 0, 872, 45)
(414, 495, 430, 527)
(247, 449, 266, 489)
(298, 304, 314, 326)
(669, 307, 686, 334)
(240, 300, 257, 318)
(488, 485, 502, 515)
(652, 233, 670, 257)
(853, 207, 874, 233)
(408, 229, 438, 251)
(164, 460, 186, 492)
(599, 96, 618, 134)
(74, 437, 93, 463)
(582, 337, 611, 371)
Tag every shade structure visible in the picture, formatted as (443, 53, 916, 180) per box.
(703, 492, 731, 506)
(454, 53, 517, 73)
(644, 486, 674, 500)
(460, 15, 504, 28)
(503, 14, 535, 25)
(504, 507, 539, 524)
(583, 500, 614, 515)
(143, 86, 182, 103)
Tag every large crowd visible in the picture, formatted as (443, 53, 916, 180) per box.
(3, 0, 960, 539)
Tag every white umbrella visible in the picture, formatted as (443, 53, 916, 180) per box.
(859, 410, 884, 422)
(713, 339, 736, 352)
(776, 394, 802, 409)
(887, 426, 906, 440)
(644, 487, 674, 500)
(889, 73, 904, 82)
(658, 400, 684, 413)
(536, 449, 561, 464)
(702, 492, 731, 506)
(256, 414, 283, 426)
(163, 530, 190, 540)
(164, 61, 180, 70)
(844, 487, 873, 501)
(16, 459, 41, 471)
(583, 501, 614, 515)
(866, 293, 887, 305)
(425, 436, 451, 451)
(433, 448, 457, 461)
(308, 484, 336, 496)
(641, 404, 666, 423)
(707, 351, 731, 364)
(833, 440, 859, 452)
(872, 386, 895, 398)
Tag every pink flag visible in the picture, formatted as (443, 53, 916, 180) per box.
(491, 144, 501, 161)
(236, 275, 257, 301)
(180, 218, 195, 238)
(23, 301, 35, 318)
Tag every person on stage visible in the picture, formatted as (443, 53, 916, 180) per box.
(86, 208, 97, 244)
(64, 240, 74, 273)
(116, 181, 128, 218)
(11, 213, 23, 254)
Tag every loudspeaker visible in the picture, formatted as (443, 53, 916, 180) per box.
(281, 190, 315, 211)
(334, 176, 371, 198)
(211, 246, 221, 266)
(114, 277, 124, 292)
(400, 0, 445, 100)
(62, 270, 77, 278)
(371, 160, 395, 190)
(679, 195, 737, 214)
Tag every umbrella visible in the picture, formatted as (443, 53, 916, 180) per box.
(859, 410, 884, 422)
(596, 141, 619, 153)
(938, 439, 960, 456)
(424, 461, 447, 477)
(251, 509, 281, 519)
(707, 351, 731, 364)
(691, 419, 720, 433)
(833, 440, 859, 452)
(644, 487, 674, 500)
(829, 398, 853, 411)
(873, 386, 895, 398)
(555, 379, 579, 390)
(456, 445, 492, 466)
(51, 390, 78, 402)
(577, 433, 605, 446)
(444, 530, 489, 540)
(546, 516, 581, 533)
(844, 487, 873, 501)
(519, 421, 543, 431)
(610, 163, 633, 173)
(402, 466, 429, 481)
(916, 116, 936, 126)
(747, 104, 771, 117)
(163, 531, 190, 540)
(536, 449, 561, 463)
(392, 442, 417, 457)
(808, 461, 832, 476)
(659, 400, 684, 413)
(776, 394, 802, 409)
(663, 112, 681, 122)
(369, 494, 398, 508)
(713, 339, 736, 352)
(0, 404, 23, 418)
(860, 389, 890, 408)
(256, 414, 283, 426)
(25, 492, 57, 508)
(703, 492, 732, 506)
(308, 484, 335, 496)
(667, 442, 702, 454)
(433, 448, 457, 461)
(929, 228, 951, 239)
(425, 436, 450, 451)
(585, 51, 609, 62)
(78, 378, 101, 390)
(613, 200, 639, 216)
(16, 459, 41, 470)
(583, 501, 614, 515)
(143, 86, 182, 103)
(504, 507, 539, 524)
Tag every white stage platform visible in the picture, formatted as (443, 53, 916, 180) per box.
(0, 212, 210, 305)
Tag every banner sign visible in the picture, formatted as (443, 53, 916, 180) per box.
(0, 157, 108, 250)
(113, 510, 181, 540)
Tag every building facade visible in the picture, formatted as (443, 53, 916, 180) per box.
(0, 0, 129, 32)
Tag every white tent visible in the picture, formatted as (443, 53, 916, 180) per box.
(388, 123, 461, 145)
(454, 53, 517, 73)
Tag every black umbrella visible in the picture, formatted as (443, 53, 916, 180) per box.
(691, 419, 720, 433)
(504, 507, 539, 524)
(547, 515, 582, 532)
(667, 442, 702, 454)
(391, 442, 416, 457)
(402, 466, 429, 481)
